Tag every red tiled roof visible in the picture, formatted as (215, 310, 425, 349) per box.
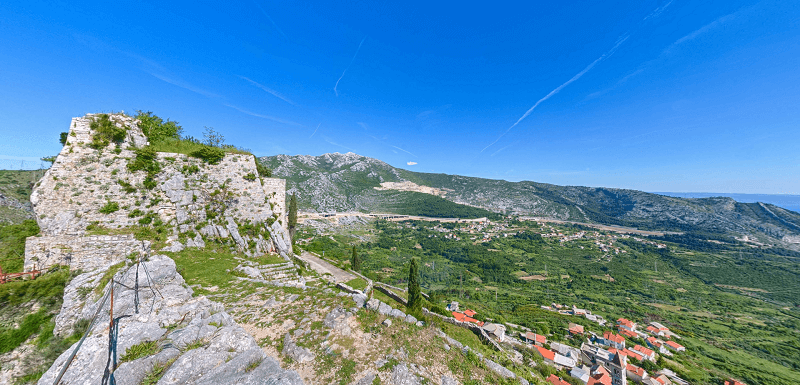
(633, 345, 655, 357)
(622, 348, 645, 362)
(568, 323, 584, 334)
(603, 331, 624, 344)
(453, 311, 481, 325)
(666, 340, 684, 349)
(724, 379, 747, 385)
(646, 337, 663, 347)
(463, 309, 477, 317)
(534, 345, 555, 361)
(617, 318, 635, 327)
(646, 325, 659, 334)
(592, 365, 610, 377)
(626, 364, 646, 377)
(526, 332, 546, 344)
(619, 328, 638, 338)
(588, 373, 612, 385)
(547, 374, 571, 385)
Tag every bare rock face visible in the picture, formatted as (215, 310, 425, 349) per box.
(24, 114, 290, 272)
(391, 363, 421, 385)
(282, 333, 315, 363)
(37, 254, 304, 385)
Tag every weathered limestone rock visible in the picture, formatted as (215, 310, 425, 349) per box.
(441, 375, 459, 385)
(282, 333, 314, 363)
(353, 372, 377, 385)
(389, 308, 406, 319)
(323, 307, 353, 335)
(391, 363, 421, 385)
(37, 255, 303, 385)
(351, 293, 368, 308)
(366, 298, 381, 311)
(378, 302, 393, 316)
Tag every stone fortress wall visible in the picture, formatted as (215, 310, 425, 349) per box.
(24, 113, 290, 272)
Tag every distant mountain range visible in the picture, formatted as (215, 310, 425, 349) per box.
(655, 192, 800, 213)
(260, 152, 800, 249)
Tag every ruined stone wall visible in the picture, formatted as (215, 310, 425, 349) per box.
(24, 114, 289, 272)
(263, 177, 287, 231)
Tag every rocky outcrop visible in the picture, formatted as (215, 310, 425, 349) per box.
(24, 114, 290, 272)
(38, 254, 304, 385)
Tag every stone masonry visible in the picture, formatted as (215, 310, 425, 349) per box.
(24, 114, 289, 272)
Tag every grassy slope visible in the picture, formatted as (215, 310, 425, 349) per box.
(0, 170, 39, 225)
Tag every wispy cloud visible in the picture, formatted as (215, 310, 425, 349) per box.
(407, 162, 418, 166)
(491, 142, 517, 157)
(149, 72, 220, 99)
(334, 36, 367, 96)
(224, 104, 301, 126)
(391, 145, 417, 158)
(481, 34, 630, 153)
(251, 0, 287, 39)
(670, 11, 739, 48)
(643, 0, 673, 21)
(357, 122, 370, 130)
(584, 68, 644, 100)
(322, 136, 355, 152)
(310, 123, 321, 138)
(239, 76, 296, 106)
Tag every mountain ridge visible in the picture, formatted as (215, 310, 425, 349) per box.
(261, 152, 800, 250)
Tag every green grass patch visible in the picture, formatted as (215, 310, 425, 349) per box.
(94, 262, 126, 296)
(259, 254, 288, 265)
(120, 340, 160, 363)
(0, 220, 39, 273)
(169, 245, 241, 293)
(141, 357, 176, 385)
(0, 309, 50, 353)
(345, 278, 367, 291)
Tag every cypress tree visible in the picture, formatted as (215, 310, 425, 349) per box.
(407, 258, 422, 317)
(288, 193, 297, 242)
(351, 246, 361, 271)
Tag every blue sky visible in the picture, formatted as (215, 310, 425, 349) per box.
(1, 0, 798, 194)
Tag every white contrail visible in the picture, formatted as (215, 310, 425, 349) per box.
(224, 104, 301, 126)
(149, 72, 220, 99)
(391, 145, 417, 157)
(239, 76, 296, 106)
(252, 0, 287, 39)
(310, 123, 321, 138)
(643, 0, 673, 21)
(334, 37, 367, 96)
(480, 34, 629, 153)
(491, 142, 517, 157)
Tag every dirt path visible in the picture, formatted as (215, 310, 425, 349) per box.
(296, 250, 355, 283)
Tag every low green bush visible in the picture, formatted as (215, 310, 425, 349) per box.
(99, 201, 120, 214)
(191, 145, 225, 164)
(89, 114, 127, 149)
